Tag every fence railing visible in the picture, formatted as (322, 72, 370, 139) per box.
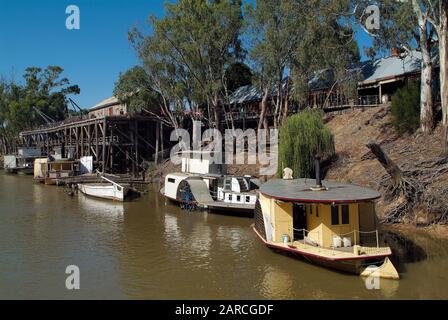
(358, 95, 380, 106)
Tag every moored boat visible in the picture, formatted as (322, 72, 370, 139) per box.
(253, 164, 399, 280)
(34, 158, 77, 185)
(4, 148, 42, 175)
(78, 176, 130, 202)
(162, 151, 259, 214)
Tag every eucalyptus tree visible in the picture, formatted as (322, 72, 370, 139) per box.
(247, 0, 359, 130)
(354, 1, 444, 135)
(246, 0, 301, 130)
(0, 67, 79, 152)
(114, 66, 166, 119)
(131, 0, 244, 129)
(289, 0, 360, 110)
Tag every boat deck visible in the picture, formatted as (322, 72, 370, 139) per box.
(200, 201, 255, 212)
(276, 240, 392, 261)
(253, 227, 391, 261)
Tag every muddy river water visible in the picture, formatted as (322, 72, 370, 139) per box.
(1, 172, 447, 299)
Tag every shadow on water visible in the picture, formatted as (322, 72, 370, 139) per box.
(382, 229, 428, 273)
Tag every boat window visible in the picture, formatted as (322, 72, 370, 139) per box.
(331, 206, 339, 225)
(246, 196, 250, 203)
(228, 194, 232, 201)
(341, 205, 350, 224)
(224, 179, 232, 190)
(168, 178, 176, 184)
(237, 195, 241, 202)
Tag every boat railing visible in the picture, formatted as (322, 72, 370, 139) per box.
(100, 175, 125, 192)
(293, 228, 322, 252)
(332, 230, 380, 249)
(292, 228, 382, 256)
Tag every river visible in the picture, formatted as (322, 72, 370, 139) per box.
(1, 172, 447, 299)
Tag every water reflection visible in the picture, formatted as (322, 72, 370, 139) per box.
(77, 194, 125, 220)
(259, 266, 295, 300)
(2, 173, 448, 299)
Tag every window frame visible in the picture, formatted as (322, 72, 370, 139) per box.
(341, 205, 350, 225)
(331, 205, 340, 225)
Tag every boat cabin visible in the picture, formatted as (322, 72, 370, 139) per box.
(163, 151, 258, 211)
(34, 158, 77, 184)
(254, 178, 399, 279)
(181, 151, 227, 175)
(3, 147, 43, 175)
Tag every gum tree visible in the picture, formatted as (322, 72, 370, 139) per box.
(355, 1, 441, 134)
(247, 0, 359, 130)
(131, 0, 244, 129)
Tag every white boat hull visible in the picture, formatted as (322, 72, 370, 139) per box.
(78, 183, 128, 202)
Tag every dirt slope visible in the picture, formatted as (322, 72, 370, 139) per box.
(325, 107, 448, 222)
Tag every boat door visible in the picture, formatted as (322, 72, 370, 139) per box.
(293, 204, 307, 240)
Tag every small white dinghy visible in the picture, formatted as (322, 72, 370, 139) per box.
(78, 176, 129, 202)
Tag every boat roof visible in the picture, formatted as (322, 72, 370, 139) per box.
(260, 179, 381, 203)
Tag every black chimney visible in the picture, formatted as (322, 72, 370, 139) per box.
(315, 155, 322, 188)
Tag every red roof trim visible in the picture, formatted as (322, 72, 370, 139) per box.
(259, 192, 380, 204)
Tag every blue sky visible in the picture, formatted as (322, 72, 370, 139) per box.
(0, 0, 373, 109)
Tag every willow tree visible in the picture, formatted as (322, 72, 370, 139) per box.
(278, 111, 335, 179)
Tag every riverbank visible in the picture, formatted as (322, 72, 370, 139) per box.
(147, 107, 448, 228)
(325, 107, 448, 225)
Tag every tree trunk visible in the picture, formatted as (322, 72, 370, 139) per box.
(212, 93, 220, 130)
(366, 142, 404, 188)
(413, 0, 434, 133)
(441, 0, 448, 151)
(420, 46, 434, 133)
(258, 88, 269, 130)
(281, 96, 289, 125)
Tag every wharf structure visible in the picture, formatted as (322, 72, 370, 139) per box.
(19, 96, 168, 176)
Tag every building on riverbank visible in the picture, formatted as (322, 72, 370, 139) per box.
(225, 49, 438, 130)
(18, 96, 169, 176)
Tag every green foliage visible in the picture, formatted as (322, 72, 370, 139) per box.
(246, 0, 360, 125)
(278, 111, 335, 179)
(130, 0, 244, 126)
(114, 66, 161, 116)
(391, 82, 421, 134)
(0, 66, 79, 152)
(224, 62, 253, 93)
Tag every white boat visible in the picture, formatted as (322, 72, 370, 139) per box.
(78, 176, 129, 202)
(162, 151, 260, 213)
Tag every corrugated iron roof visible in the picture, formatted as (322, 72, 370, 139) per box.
(359, 51, 422, 85)
(229, 85, 262, 105)
(229, 51, 425, 105)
